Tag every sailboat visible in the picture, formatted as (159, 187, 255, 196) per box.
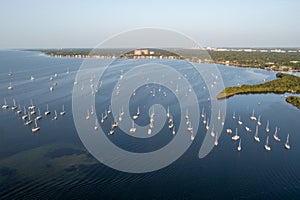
(24, 113, 32, 126)
(232, 128, 240, 141)
(169, 120, 174, 129)
(107, 105, 111, 115)
(28, 99, 35, 110)
(16, 104, 22, 114)
(11, 98, 17, 110)
(185, 108, 189, 120)
(273, 127, 280, 142)
(217, 109, 221, 120)
(86, 110, 90, 120)
(22, 106, 28, 120)
(265, 120, 270, 133)
(214, 132, 218, 146)
(254, 125, 260, 142)
(205, 119, 209, 130)
(132, 106, 140, 120)
(30, 107, 36, 115)
(52, 110, 58, 120)
(232, 112, 236, 120)
(284, 134, 290, 150)
(8, 82, 13, 90)
(264, 135, 271, 151)
(94, 118, 99, 131)
(130, 120, 136, 133)
(2, 98, 9, 109)
(250, 110, 257, 121)
(257, 115, 261, 126)
(45, 104, 51, 116)
(89, 106, 94, 115)
(108, 128, 115, 135)
(148, 128, 152, 135)
(166, 106, 170, 118)
(187, 121, 193, 132)
(35, 108, 42, 120)
(30, 75, 35, 81)
(101, 113, 104, 123)
(226, 129, 232, 134)
(238, 116, 243, 125)
(31, 119, 40, 133)
(190, 131, 195, 141)
(245, 126, 251, 132)
(201, 107, 205, 118)
(112, 117, 118, 128)
(237, 139, 242, 152)
(172, 125, 176, 135)
(60, 104, 65, 116)
(210, 124, 215, 137)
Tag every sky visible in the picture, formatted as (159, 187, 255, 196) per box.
(0, 0, 300, 49)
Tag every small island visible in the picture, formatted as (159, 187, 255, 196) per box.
(217, 73, 300, 109)
(286, 96, 300, 109)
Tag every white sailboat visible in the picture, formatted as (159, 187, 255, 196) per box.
(52, 110, 58, 120)
(24, 113, 32, 126)
(201, 107, 205, 118)
(130, 120, 136, 133)
(264, 135, 271, 151)
(8, 82, 13, 90)
(172, 125, 176, 135)
(250, 110, 257, 121)
(31, 119, 40, 133)
(238, 116, 243, 125)
(232, 112, 236, 120)
(94, 119, 99, 131)
(101, 113, 104, 124)
(226, 129, 232, 134)
(210, 124, 215, 137)
(86, 110, 90, 120)
(245, 126, 251, 132)
(22, 106, 28, 120)
(60, 104, 65, 116)
(90, 106, 94, 116)
(11, 98, 17, 110)
(133, 106, 140, 120)
(185, 108, 189, 120)
(35, 107, 42, 120)
(148, 128, 152, 135)
(265, 120, 270, 133)
(107, 105, 111, 115)
(214, 132, 218, 146)
(30, 108, 36, 115)
(166, 106, 170, 118)
(112, 117, 118, 128)
(257, 115, 261, 126)
(232, 128, 240, 141)
(190, 131, 195, 141)
(273, 127, 280, 142)
(28, 99, 35, 110)
(2, 98, 9, 109)
(254, 125, 260, 142)
(187, 121, 193, 132)
(284, 134, 290, 150)
(217, 109, 221, 120)
(16, 104, 22, 114)
(206, 119, 209, 130)
(30, 75, 35, 81)
(237, 139, 242, 152)
(45, 104, 51, 116)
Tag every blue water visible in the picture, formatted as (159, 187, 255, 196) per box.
(0, 50, 300, 199)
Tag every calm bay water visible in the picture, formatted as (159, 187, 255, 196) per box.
(0, 50, 300, 199)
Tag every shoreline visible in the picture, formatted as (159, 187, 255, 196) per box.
(37, 50, 300, 73)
